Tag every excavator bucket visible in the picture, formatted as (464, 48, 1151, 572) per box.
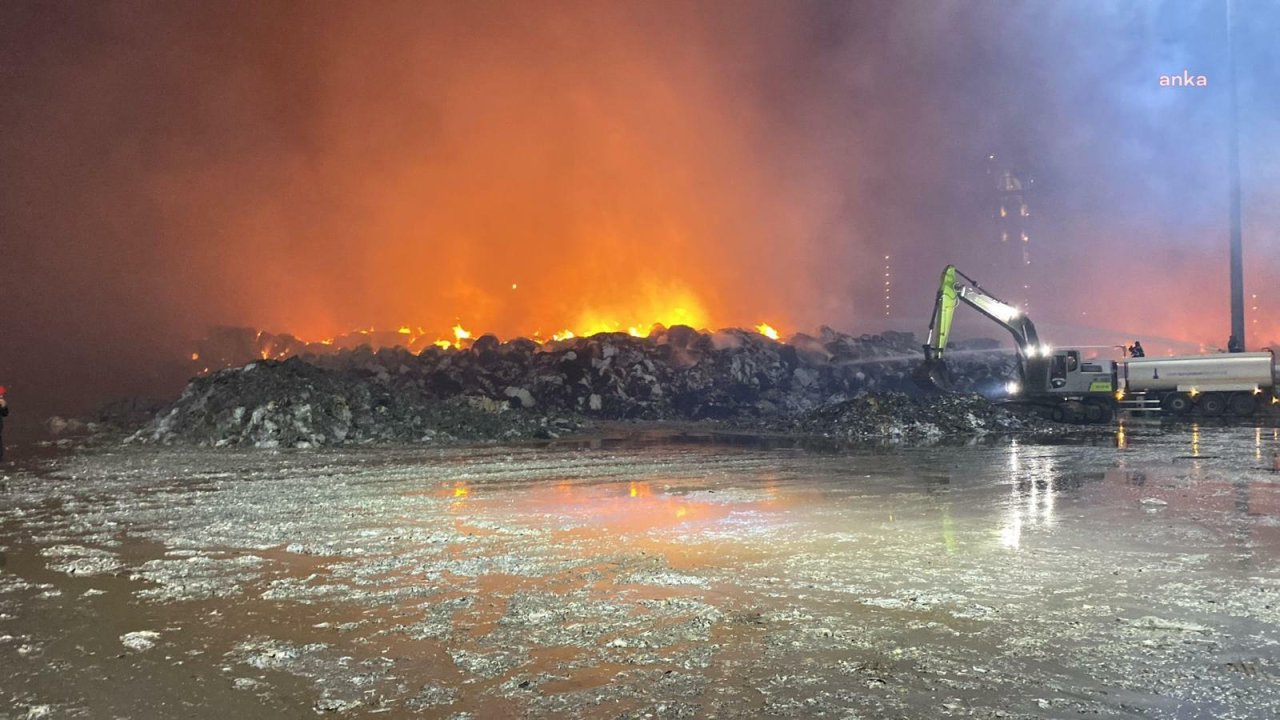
(912, 356, 953, 393)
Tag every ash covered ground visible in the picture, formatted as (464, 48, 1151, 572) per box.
(2, 423, 1280, 718)
(126, 327, 1044, 449)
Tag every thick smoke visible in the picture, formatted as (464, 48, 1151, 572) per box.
(1, 0, 1276, 420)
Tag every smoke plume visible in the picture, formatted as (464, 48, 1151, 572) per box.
(1, 0, 1276, 420)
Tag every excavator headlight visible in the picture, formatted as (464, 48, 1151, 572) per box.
(1024, 345, 1037, 358)
(1040, 344, 1052, 356)
(1005, 381, 1021, 395)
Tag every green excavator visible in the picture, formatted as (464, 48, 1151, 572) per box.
(915, 265, 1117, 422)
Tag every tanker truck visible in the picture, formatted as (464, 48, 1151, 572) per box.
(1119, 351, 1276, 416)
(917, 265, 1279, 423)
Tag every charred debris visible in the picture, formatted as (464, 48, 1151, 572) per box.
(121, 326, 1048, 448)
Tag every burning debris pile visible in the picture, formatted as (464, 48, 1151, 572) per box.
(137, 326, 1024, 447)
(188, 325, 451, 373)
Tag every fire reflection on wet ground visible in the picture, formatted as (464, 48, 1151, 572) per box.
(1, 425, 1279, 718)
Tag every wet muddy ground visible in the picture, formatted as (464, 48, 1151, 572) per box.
(2, 423, 1279, 718)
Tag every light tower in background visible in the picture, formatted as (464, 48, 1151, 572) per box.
(883, 254, 892, 320)
(987, 154, 1034, 309)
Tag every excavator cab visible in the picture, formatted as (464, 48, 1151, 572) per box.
(1049, 351, 1075, 388)
(1046, 349, 1113, 395)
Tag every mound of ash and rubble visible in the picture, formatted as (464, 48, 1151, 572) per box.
(792, 391, 1037, 441)
(133, 326, 1034, 447)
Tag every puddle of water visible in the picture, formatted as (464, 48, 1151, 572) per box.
(2, 424, 1279, 717)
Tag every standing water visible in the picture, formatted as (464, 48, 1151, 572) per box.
(1, 423, 1278, 718)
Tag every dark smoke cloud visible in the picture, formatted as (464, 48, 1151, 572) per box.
(1, 0, 1276, 422)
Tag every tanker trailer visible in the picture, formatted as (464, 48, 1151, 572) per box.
(1118, 350, 1277, 416)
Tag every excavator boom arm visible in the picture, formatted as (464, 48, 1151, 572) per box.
(923, 265, 1040, 360)
(917, 265, 1044, 391)
(924, 266, 958, 362)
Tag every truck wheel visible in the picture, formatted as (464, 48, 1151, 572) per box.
(1162, 393, 1193, 415)
(1050, 406, 1066, 423)
(1200, 394, 1226, 416)
(1227, 393, 1257, 417)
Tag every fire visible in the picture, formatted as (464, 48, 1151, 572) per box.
(569, 282, 710, 338)
(192, 314, 785, 373)
(188, 276, 808, 373)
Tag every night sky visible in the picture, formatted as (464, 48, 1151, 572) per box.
(2, 0, 1278, 422)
